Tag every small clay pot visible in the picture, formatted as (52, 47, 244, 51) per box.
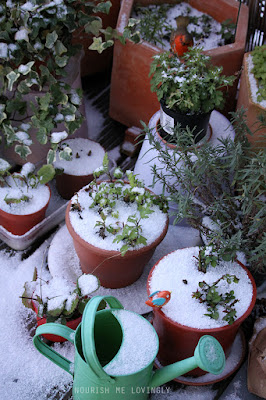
(0, 185, 51, 236)
(32, 301, 81, 342)
(147, 253, 257, 377)
(65, 185, 169, 289)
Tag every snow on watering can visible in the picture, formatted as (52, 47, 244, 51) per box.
(33, 295, 225, 399)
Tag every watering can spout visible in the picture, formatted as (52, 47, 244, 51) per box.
(149, 335, 225, 389)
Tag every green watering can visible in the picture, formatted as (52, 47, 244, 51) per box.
(33, 295, 225, 399)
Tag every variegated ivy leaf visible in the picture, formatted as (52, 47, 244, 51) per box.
(18, 61, 35, 75)
(37, 164, 55, 184)
(89, 37, 105, 54)
(55, 55, 68, 68)
(55, 40, 67, 56)
(0, 109, 7, 124)
(3, 124, 17, 145)
(0, 158, 11, 174)
(47, 149, 56, 164)
(95, 1, 111, 14)
(45, 31, 58, 49)
(85, 19, 102, 36)
(6, 71, 20, 91)
(59, 146, 72, 161)
(102, 40, 114, 50)
(14, 144, 32, 159)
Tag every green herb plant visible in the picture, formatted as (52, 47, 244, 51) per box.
(70, 154, 168, 256)
(251, 44, 266, 102)
(192, 274, 239, 325)
(21, 267, 101, 325)
(149, 47, 235, 114)
(142, 108, 266, 272)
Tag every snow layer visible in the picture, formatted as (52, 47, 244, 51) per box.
(69, 183, 168, 251)
(0, 180, 50, 215)
(0, 243, 74, 400)
(148, 247, 253, 329)
(103, 309, 158, 375)
(53, 138, 105, 176)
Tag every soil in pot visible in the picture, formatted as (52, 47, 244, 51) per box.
(0, 177, 51, 236)
(147, 247, 256, 377)
(159, 101, 211, 143)
(54, 138, 106, 199)
(65, 181, 169, 288)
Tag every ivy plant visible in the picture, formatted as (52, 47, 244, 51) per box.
(149, 47, 235, 114)
(0, 0, 140, 168)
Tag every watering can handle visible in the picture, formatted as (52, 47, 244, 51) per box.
(33, 323, 75, 376)
(81, 295, 124, 383)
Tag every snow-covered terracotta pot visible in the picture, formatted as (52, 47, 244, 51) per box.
(65, 182, 169, 288)
(110, 0, 248, 128)
(0, 185, 51, 236)
(147, 248, 257, 377)
(236, 52, 266, 148)
(32, 300, 82, 343)
(54, 138, 106, 199)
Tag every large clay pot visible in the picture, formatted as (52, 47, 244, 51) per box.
(236, 52, 266, 148)
(147, 252, 257, 377)
(0, 185, 51, 236)
(109, 0, 249, 128)
(65, 186, 169, 288)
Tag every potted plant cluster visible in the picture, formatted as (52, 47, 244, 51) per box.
(65, 154, 169, 288)
(237, 44, 266, 147)
(53, 137, 106, 199)
(22, 266, 101, 342)
(149, 47, 235, 143)
(147, 245, 257, 376)
(142, 108, 266, 274)
(0, 0, 139, 167)
(0, 159, 54, 235)
(109, 0, 248, 128)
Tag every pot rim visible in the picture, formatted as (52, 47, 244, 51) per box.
(147, 248, 257, 333)
(0, 184, 51, 218)
(155, 118, 213, 150)
(65, 181, 169, 257)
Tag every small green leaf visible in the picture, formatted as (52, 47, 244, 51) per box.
(45, 31, 58, 49)
(37, 164, 55, 184)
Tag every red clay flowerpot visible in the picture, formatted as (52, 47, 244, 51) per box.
(65, 194, 169, 289)
(0, 186, 51, 236)
(147, 254, 257, 377)
(109, 0, 249, 128)
(32, 301, 82, 342)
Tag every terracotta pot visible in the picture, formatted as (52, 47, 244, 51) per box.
(55, 139, 106, 199)
(32, 301, 82, 342)
(65, 186, 169, 288)
(109, 0, 249, 128)
(72, 0, 121, 77)
(147, 253, 257, 377)
(0, 185, 51, 236)
(236, 52, 266, 148)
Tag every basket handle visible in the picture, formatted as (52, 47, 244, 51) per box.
(81, 295, 123, 383)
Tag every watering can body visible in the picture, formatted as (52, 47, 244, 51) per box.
(33, 295, 225, 399)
